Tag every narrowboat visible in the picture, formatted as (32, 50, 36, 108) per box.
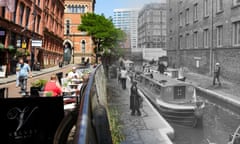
(136, 73, 204, 127)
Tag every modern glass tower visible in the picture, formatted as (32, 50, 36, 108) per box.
(113, 8, 139, 50)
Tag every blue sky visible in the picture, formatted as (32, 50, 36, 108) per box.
(95, 0, 166, 18)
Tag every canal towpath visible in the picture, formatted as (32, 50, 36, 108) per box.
(107, 77, 174, 144)
(184, 72, 240, 110)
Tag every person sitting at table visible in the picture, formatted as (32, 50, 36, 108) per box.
(68, 67, 80, 79)
(44, 74, 62, 96)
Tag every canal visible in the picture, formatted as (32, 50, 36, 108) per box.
(133, 61, 240, 144)
(172, 96, 240, 144)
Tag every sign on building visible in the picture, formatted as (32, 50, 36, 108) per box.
(31, 40, 42, 47)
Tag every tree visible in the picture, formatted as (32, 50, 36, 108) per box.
(78, 13, 126, 64)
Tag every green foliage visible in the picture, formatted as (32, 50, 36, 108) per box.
(8, 45, 16, 53)
(15, 48, 30, 57)
(78, 13, 126, 57)
(0, 43, 4, 49)
(109, 107, 125, 144)
(31, 79, 47, 88)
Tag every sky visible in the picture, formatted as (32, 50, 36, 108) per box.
(95, 0, 166, 18)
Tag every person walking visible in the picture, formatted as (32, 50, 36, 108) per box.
(213, 63, 221, 86)
(120, 67, 128, 90)
(16, 62, 20, 87)
(18, 58, 32, 95)
(130, 81, 142, 116)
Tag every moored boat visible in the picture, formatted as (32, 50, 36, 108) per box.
(135, 72, 204, 127)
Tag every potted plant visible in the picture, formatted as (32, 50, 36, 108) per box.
(8, 45, 16, 54)
(30, 79, 47, 97)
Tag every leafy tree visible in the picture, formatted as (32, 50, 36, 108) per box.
(78, 13, 126, 63)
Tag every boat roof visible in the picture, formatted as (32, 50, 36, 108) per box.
(140, 73, 193, 87)
(123, 60, 134, 64)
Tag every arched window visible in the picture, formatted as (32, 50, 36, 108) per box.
(77, 5, 81, 13)
(71, 5, 74, 13)
(82, 6, 85, 13)
(67, 5, 71, 13)
(81, 40, 86, 53)
(74, 5, 78, 13)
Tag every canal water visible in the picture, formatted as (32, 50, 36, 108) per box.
(171, 97, 240, 144)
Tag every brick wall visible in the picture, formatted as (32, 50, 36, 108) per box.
(168, 48, 240, 83)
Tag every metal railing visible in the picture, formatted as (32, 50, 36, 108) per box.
(73, 64, 112, 144)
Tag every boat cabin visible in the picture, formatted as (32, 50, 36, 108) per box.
(138, 73, 196, 106)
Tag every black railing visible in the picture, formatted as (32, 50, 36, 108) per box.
(73, 64, 112, 144)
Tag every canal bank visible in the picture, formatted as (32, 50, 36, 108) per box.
(107, 78, 174, 144)
(185, 72, 240, 115)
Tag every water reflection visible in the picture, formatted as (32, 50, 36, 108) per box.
(172, 98, 240, 144)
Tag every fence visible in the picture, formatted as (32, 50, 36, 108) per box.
(73, 64, 112, 144)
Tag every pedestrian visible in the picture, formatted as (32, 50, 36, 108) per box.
(213, 62, 221, 86)
(18, 58, 32, 95)
(158, 62, 166, 74)
(117, 67, 121, 83)
(130, 81, 142, 116)
(120, 67, 128, 89)
(16, 62, 20, 87)
(68, 67, 80, 79)
(43, 74, 62, 97)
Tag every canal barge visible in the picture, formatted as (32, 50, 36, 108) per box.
(136, 73, 204, 127)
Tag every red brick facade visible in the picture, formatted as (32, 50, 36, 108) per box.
(0, 0, 64, 75)
(64, 0, 95, 64)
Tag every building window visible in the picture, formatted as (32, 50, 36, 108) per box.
(81, 40, 86, 53)
(37, 15, 41, 33)
(66, 20, 70, 35)
(179, 35, 184, 49)
(67, 5, 71, 13)
(233, 0, 240, 6)
(169, 37, 173, 49)
(193, 31, 198, 48)
(25, 7, 30, 28)
(204, 0, 209, 17)
(179, 12, 183, 27)
(186, 33, 191, 49)
(185, 8, 189, 25)
(19, 3, 25, 26)
(193, 3, 198, 21)
(0, 7, 5, 18)
(203, 29, 209, 48)
(37, 0, 40, 6)
(217, 25, 223, 47)
(217, 0, 223, 12)
(232, 21, 240, 46)
(12, 0, 18, 23)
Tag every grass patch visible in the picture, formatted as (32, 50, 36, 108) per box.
(109, 107, 125, 144)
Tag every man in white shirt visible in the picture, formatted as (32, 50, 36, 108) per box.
(68, 67, 80, 79)
(120, 67, 128, 90)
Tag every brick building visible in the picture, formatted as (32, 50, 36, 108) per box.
(0, 0, 64, 75)
(167, 0, 240, 82)
(64, 0, 95, 64)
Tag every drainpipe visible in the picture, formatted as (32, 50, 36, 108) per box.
(209, 0, 214, 75)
